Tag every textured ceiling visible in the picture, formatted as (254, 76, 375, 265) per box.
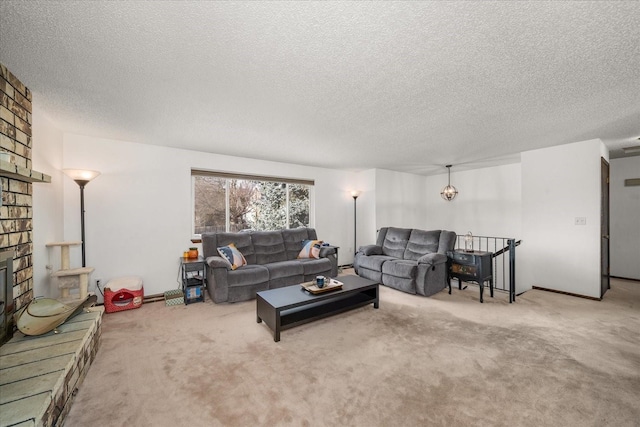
(1, 1, 639, 175)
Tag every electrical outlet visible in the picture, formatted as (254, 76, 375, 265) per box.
(95, 278, 102, 289)
(575, 217, 587, 226)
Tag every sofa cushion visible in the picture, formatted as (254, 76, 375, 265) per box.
(227, 264, 269, 287)
(358, 268, 382, 283)
(298, 239, 323, 259)
(381, 274, 416, 294)
(404, 229, 441, 261)
(298, 257, 332, 276)
(252, 231, 287, 264)
(265, 260, 304, 279)
(358, 254, 396, 271)
(282, 228, 315, 260)
(382, 259, 418, 279)
(217, 243, 247, 270)
(381, 227, 412, 258)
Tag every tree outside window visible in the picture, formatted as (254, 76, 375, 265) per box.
(288, 184, 310, 228)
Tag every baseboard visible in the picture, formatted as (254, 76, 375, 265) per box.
(144, 292, 170, 303)
(610, 275, 640, 283)
(532, 286, 601, 301)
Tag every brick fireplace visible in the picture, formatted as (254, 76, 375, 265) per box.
(0, 64, 103, 427)
(0, 64, 51, 342)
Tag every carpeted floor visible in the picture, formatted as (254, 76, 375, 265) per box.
(65, 276, 640, 426)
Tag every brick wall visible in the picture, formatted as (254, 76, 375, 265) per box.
(1, 64, 35, 312)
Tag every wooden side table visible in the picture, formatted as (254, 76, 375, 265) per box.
(180, 256, 206, 304)
(448, 250, 493, 303)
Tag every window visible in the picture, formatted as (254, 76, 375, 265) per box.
(192, 171, 313, 235)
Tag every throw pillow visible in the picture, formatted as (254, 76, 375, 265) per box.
(217, 243, 247, 270)
(297, 239, 323, 259)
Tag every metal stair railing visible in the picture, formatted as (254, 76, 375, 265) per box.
(454, 235, 521, 303)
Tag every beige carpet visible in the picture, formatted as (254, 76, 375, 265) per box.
(65, 276, 640, 427)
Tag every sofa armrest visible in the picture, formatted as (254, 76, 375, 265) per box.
(417, 253, 448, 267)
(205, 256, 232, 303)
(319, 246, 336, 257)
(206, 256, 231, 270)
(359, 245, 382, 256)
(319, 246, 339, 277)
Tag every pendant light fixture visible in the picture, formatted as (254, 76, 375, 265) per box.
(440, 165, 458, 201)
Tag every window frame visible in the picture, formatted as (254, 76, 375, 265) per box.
(191, 169, 315, 237)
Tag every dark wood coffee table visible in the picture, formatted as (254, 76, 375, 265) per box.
(256, 275, 379, 342)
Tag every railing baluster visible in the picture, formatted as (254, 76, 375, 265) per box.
(508, 239, 516, 303)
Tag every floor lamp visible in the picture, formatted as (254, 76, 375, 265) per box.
(63, 169, 101, 267)
(351, 190, 360, 254)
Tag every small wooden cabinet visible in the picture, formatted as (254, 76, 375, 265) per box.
(180, 256, 206, 304)
(448, 250, 493, 303)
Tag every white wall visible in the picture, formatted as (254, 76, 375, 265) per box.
(521, 139, 607, 298)
(353, 168, 433, 251)
(34, 123, 621, 301)
(425, 163, 522, 238)
(31, 106, 64, 298)
(610, 156, 640, 280)
(61, 134, 359, 300)
(374, 169, 428, 231)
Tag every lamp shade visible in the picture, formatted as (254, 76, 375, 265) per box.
(350, 190, 361, 199)
(63, 169, 100, 184)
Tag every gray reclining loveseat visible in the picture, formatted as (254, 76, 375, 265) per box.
(202, 228, 337, 303)
(354, 227, 456, 297)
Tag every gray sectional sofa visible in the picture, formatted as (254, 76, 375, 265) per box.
(354, 227, 456, 297)
(202, 228, 337, 303)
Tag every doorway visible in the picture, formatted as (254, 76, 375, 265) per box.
(601, 157, 610, 298)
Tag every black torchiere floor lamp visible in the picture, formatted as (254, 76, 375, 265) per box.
(351, 190, 360, 254)
(63, 169, 101, 267)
